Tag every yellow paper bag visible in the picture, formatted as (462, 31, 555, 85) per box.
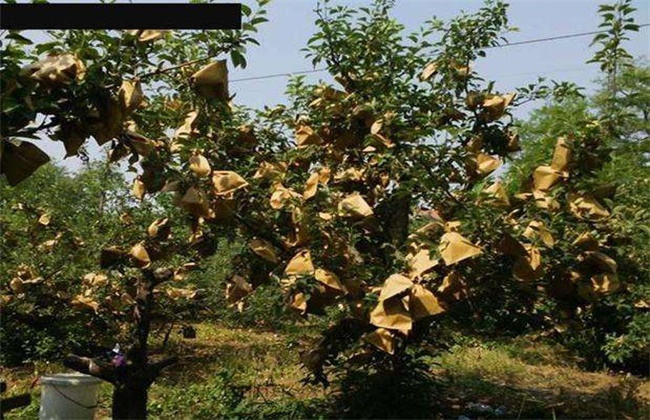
(584, 251, 617, 274)
(334, 167, 365, 182)
(363, 328, 396, 354)
(189, 153, 211, 178)
(22, 54, 86, 85)
(533, 165, 562, 191)
(130, 242, 151, 266)
(532, 190, 560, 211)
(290, 292, 308, 314)
(270, 184, 302, 209)
(295, 124, 322, 147)
(126, 30, 167, 42)
(369, 297, 412, 333)
(314, 268, 345, 292)
(439, 232, 482, 266)
(569, 193, 610, 220)
(212, 171, 248, 196)
(118, 79, 143, 113)
(475, 153, 501, 176)
(523, 221, 555, 247)
(147, 218, 170, 238)
(410, 284, 445, 320)
(132, 177, 145, 200)
(550, 137, 572, 172)
(254, 161, 288, 180)
(406, 246, 439, 279)
(284, 250, 315, 276)
(249, 238, 279, 263)
(482, 181, 510, 207)
(1, 140, 50, 186)
(572, 232, 599, 251)
(438, 271, 468, 301)
(513, 246, 542, 281)
(174, 110, 199, 140)
(481, 93, 515, 121)
(191, 60, 229, 100)
(303, 172, 320, 199)
(591, 273, 620, 293)
(420, 62, 438, 81)
(378, 274, 414, 301)
(338, 193, 373, 218)
(177, 186, 215, 219)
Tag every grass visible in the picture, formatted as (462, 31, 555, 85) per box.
(435, 337, 649, 419)
(3, 323, 648, 419)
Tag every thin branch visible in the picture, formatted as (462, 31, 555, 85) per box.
(138, 51, 225, 80)
(414, 154, 462, 206)
(9, 120, 59, 139)
(234, 213, 288, 253)
(162, 321, 175, 349)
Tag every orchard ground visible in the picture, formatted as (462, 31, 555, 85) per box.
(3, 322, 649, 419)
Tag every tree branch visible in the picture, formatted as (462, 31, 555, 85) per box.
(9, 120, 59, 139)
(146, 356, 178, 385)
(148, 356, 178, 375)
(138, 48, 227, 80)
(63, 355, 116, 384)
(234, 213, 288, 253)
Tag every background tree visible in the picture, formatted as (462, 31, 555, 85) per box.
(1, 161, 142, 365)
(508, 58, 649, 369)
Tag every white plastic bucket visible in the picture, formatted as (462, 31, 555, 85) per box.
(39, 373, 102, 420)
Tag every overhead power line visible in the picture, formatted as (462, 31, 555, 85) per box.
(231, 68, 325, 83)
(230, 23, 649, 83)
(499, 24, 649, 47)
(494, 66, 591, 79)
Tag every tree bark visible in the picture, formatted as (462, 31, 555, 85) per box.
(64, 269, 178, 419)
(64, 354, 177, 420)
(111, 380, 148, 420)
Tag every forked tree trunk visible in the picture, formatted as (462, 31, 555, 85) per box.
(64, 269, 177, 419)
(112, 380, 149, 420)
(64, 354, 176, 420)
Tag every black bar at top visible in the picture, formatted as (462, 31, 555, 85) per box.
(0, 3, 242, 30)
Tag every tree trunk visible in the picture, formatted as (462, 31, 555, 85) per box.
(64, 270, 177, 420)
(111, 380, 149, 420)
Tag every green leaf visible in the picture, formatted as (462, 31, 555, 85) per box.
(250, 17, 268, 26)
(34, 41, 61, 55)
(230, 50, 246, 69)
(6, 32, 33, 45)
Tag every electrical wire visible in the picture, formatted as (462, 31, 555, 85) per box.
(231, 68, 326, 83)
(498, 24, 648, 47)
(493, 66, 592, 79)
(230, 23, 649, 83)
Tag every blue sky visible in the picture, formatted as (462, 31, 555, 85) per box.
(231, 0, 648, 110)
(7, 0, 650, 169)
